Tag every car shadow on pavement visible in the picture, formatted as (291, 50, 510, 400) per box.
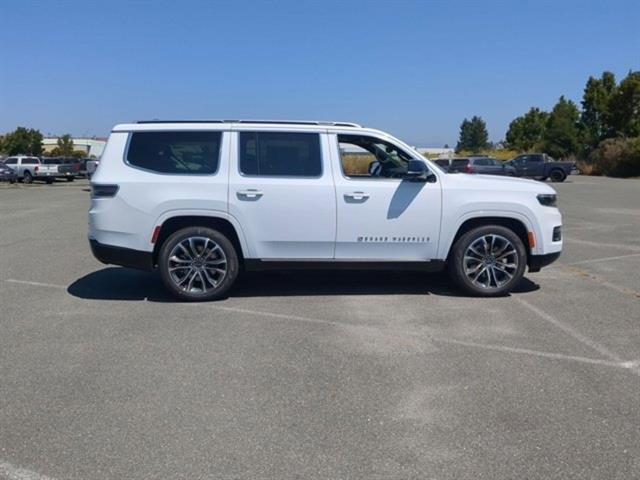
(67, 266, 540, 302)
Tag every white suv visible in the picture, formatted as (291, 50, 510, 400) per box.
(89, 120, 562, 300)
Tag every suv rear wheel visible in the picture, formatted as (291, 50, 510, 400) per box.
(158, 226, 239, 301)
(23, 171, 33, 184)
(448, 225, 527, 296)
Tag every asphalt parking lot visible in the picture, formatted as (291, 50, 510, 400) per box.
(1, 175, 638, 480)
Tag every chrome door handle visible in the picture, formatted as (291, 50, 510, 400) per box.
(344, 191, 369, 201)
(237, 189, 263, 199)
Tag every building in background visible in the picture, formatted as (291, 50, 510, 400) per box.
(416, 147, 455, 159)
(42, 137, 107, 158)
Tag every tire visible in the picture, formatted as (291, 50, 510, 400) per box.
(23, 171, 33, 184)
(448, 225, 527, 297)
(66, 177, 74, 182)
(158, 226, 240, 301)
(549, 169, 566, 182)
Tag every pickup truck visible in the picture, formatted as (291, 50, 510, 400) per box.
(3, 156, 62, 184)
(506, 154, 574, 182)
(41, 157, 79, 181)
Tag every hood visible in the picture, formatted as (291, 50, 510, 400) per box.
(444, 172, 556, 194)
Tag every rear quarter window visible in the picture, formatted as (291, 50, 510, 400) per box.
(126, 131, 221, 174)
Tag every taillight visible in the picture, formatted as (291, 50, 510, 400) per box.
(91, 184, 119, 198)
(464, 164, 473, 173)
(34, 166, 39, 173)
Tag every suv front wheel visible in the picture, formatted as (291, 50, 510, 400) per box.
(448, 225, 527, 296)
(158, 226, 239, 301)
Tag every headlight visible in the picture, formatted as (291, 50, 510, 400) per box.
(537, 194, 557, 207)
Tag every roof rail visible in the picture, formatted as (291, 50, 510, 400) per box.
(135, 119, 361, 127)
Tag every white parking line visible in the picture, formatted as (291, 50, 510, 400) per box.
(0, 461, 55, 480)
(515, 297, 625, 363)
(435, 337, 628, 369)
(563, 237, 640, 252)
(5, 277, 638, 374)
(569, 252, 640, 266)
(5, 279, 67, 289)
(211, 304, 346, 329)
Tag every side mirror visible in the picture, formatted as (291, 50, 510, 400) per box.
(404, 160, 430, 181)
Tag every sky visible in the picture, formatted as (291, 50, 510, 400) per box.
(1, 0, 638, 146)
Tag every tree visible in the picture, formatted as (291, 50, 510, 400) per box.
(456, 116, 489, 153)
(608, 70, 640, 138)
(581, 71, 617, 152)
(0, 127, 43, 155)
(56, 134, 75, 156)
(542, 96, 581, 158)
(505, 107, 549, 151)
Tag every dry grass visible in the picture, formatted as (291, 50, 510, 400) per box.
(454, 149, 519, 161)
(341, 153, 374, 175)
(576, 161, 597, 176)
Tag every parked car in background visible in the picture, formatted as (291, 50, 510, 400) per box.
(506, 154, 575, 182)
(3, 156, 62, 183)
(433, 158, 451, 171)
(448, 157, 516, 176)
(86, 159, 100, 179)
(79, 158, 93, 178)
(41, 157, 78, 181)
(0, 163, 17, 183)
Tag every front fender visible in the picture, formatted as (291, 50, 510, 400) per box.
(437, 207, 540, 259)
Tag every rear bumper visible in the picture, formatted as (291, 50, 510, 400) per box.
(89, 239, 154, 271)
(528, 251, 561, 273)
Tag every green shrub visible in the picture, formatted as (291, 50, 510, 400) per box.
(587, 137, 640, 177)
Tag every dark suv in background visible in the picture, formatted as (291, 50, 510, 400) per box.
(448, 157, 516, 176)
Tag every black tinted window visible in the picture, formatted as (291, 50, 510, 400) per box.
(529, 155, 543, 163)
(452, 159, 469, 167)
(23, 158, 38, 165)
(474, 158, 489, 166)
(239, 132, 321, 177)
(127, 131, 221, 174)
(5, 158, 17, 165)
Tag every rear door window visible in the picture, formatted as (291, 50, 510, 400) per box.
(239, 132, 321, 177)
(127, 131, 221, 174)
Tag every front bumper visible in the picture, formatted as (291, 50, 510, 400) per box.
(90, 239, 154, 271)
(528, 251, 561, 273)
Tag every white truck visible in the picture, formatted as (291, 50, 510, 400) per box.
(89, 120, 562, 301)
(3, 156, 63, 184)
